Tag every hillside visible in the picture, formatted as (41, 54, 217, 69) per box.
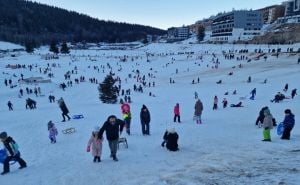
(0, 0, 166, 45)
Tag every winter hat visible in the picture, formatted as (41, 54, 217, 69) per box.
(94, 126, 100, 132)
(0, 132, 8, 140)
(167, 127, 176, 134)
(264, 108, 271, 115)
(284, 109, 292, 114)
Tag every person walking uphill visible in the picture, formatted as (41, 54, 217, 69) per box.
(58, 98, 71, 122)
(98, 115, 124, 161)
(140, 104, 151, 135)
(194, 99, 203, 124)
(281, 109, 295, 140)
(173, 103, 181, 123)
(0, 132, 27, 175)
(87, 127, 103, 163)
(262, 108, 274, 142)
(121, 103, 131, 135)
(213, 96, 218, 110)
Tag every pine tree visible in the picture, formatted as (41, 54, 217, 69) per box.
(98, 75, 118, 104)
(197, 25, 205, 42)
(49, 40, 59, 54)
(60, 42, 70, 54)
(25, 40, 34, 53)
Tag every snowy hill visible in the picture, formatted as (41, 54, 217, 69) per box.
(0, 42, 23, 51)
(0, 43, 299, 185)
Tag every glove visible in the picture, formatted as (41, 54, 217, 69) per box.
(86, 146, 90, 152)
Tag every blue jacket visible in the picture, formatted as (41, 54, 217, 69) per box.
(283, 114, 295, 129)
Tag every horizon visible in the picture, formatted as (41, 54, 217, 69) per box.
(32, 0, 285, 30)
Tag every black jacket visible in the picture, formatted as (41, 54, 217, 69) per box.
(2, 137, 19, 156)
(140, 107, 150, 124)
(59, 101, 69, 114)
(163, 131, 179, 151)
(98, 115, 124, 141)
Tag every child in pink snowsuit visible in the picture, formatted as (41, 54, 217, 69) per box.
(173, 103, 181, 123)
(48, 121, 58, 143)
(87, 127, 103, 162)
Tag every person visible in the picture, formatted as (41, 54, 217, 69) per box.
(121, 103, 131, 135)
(247, 76, 251, 83)
(140, 104, 151, 135)
(283, 83, 288, 92)
(291, 89, 297, 99)
(194, 99, 203, 124)
(222, 98, 228, 108)
(48, 121, 58, 143)
(262, 108, 274, 142)
(173, 103, 181, 123)
(213, 96, 218, 110)
(281, 109, 295, 140)
(230, 102, 243, 107)
(87, 127, 103, 162)
(255, 106, 268, 126)
(98, 115, 124, 161)
(58, 98, 71, 122)
(250, 88, 256, 100)
(271, 92, 285, 103)
(7, 101, 13, 111)
(161, 127, 179, 151)
(0, 132, 27, 175)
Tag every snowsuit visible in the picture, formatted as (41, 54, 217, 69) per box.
(121, 104, 131, 135)
(163, 131, 179, 151)
(281, 114, 295, 140)
(194, 100, 203, 124)
(1, 136, 27, 174)
(140, 105, 151, 135)
(173, 104, 181, 123)
(98, 115, 124, 161)
(262, 113, 274, 141)
(250, 88, 256, 100)
(87, 131, 103, 162)
(48, 123, 58, 143)
(58, 99, 70, 121)
(213, 97, 218, 110)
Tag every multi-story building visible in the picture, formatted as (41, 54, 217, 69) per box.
(257, 5, 285, 24)
(167, 26, 190, 42)
(277, 0, 300, 24)
(210, 10, 263, 43)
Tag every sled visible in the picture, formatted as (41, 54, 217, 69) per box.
(277, 122, 284, 136)
(62, 127, 76, 134)
(0, 149, 17, 165)
(118, 137, 128, 149)
(72, 114, 84, 119)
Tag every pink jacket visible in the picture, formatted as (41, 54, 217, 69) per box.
(174, 105, 180, 115)
(121, 103, 130, 114)
(87, 132, 103, 157)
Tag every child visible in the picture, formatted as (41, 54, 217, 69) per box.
(281, 109, 295, 140)
(222, 98, 228, 108)
(262, 108, 274, 142)
(87, 127, 103, 162)
(48, 121, 58, 143)
(0, 132, 27, 175)
(161, 127, 179, 151)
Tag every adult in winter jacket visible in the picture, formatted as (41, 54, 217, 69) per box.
(194, 99, 203, 124)
(58, 98, 71, 122)
(140, 105, 151, 135)
(262, 108, 274, 142)
(0, 132, 27, 175)
(213, 96, 218, 110)
(173, 103, 181, 123)
(87, 127, 103, 162)
(161, 128, 179, 151)
(291, 89, 297, 99)
(281, 109, 295, 140)
(98, 115, 124, 161)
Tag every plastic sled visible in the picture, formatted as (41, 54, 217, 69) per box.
(72, 115, 84, 119)
(0, 149, 17, 165)
(277, 122, 284, 136)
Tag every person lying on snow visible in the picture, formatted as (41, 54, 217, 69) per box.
(230, 102, 243, 107)
(161, 127, 179, 151)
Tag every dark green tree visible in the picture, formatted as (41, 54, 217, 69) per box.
(49, 40, 59, 54)
(197, 25, 205, 42)
(98, 75, 118, 104)
(60, 42, 70, 54)
(25, 40, 34, 53)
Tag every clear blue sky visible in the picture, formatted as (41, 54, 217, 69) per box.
(33, 0, 285, 29)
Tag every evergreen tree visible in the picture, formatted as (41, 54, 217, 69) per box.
(49, 40, 59, 54)
(98, 75, 118, 104)
(197, 25, 205, 42)
(25, 40, 34, 53)
(60, 42, 70, 54)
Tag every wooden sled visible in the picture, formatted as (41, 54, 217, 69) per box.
(62, 127, 76, 134)
(118, 137, 128, 149)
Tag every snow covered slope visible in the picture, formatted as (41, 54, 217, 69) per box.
(0, 43, 299, 185)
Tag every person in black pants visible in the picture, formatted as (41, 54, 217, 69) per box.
(281, 109, 295, 140)
(140, 105, 151, 135)
(58, 98, 71, 122)
(0, 132, 27, 175)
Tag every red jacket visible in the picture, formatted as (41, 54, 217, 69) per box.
(174, 105, 180, 115)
